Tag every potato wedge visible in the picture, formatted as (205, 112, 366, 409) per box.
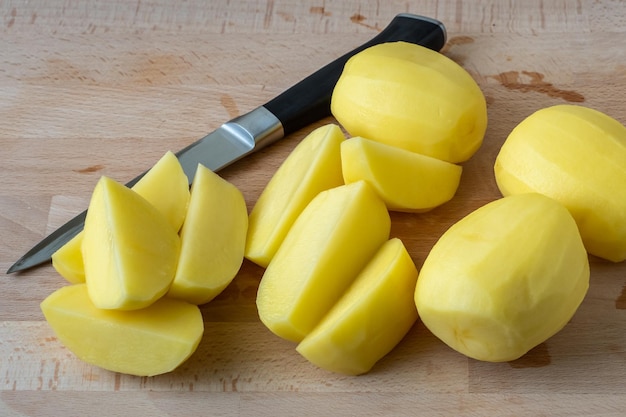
(257, 181, 390, 342)
(82, 176, 180, 310)
(297, 238, 418, 375)
(52, 151, 189, 283)
(168, 164, 248, 305)
(41, 284, 203, 377)
(246, 123, 345, 267)
(341, 137, 462, 212)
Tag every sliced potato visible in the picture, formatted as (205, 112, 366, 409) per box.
(341, 136, 462, 212)
(82, 176, 180, 310)
(168, 164, 248, 305)
(131, 150, 190, 233)
(52, 151, 189, 283)
(246, 123, 345, 268)
(256, 181, 390, 343)
(41, 284, 203, 377)
(51, 232, 85, 284)
(297, 238, 418, 375)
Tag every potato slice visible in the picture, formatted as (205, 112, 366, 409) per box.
(131, 150, 190, 233)
(82, 176, 180, 310)
(51, 232, 85, 284)
(245, 123, 345, 268)
(52, 151, 190, 283)
(257, 181, 391, 343)
(341, 137, 462, 212)
(494, 104, 626, 262)
(415, 193, 589, 362)
(331, 41, 487, 163)
(296, 238, 418, 375)
(167, 164, 248, 305)
(41, 284, 203, 377)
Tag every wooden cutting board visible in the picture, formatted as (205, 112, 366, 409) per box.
(2, 1, 625, 415)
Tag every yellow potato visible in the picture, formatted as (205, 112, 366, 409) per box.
(341, 136, 462, 212)
(82, 176, 180, 310)
(296, 238, 418, 375)
(41, 284, 203, 377)
(131, 150, 190, 232)
(257, 181, 390, 343)
(168, 164, 248, 305)
(331, 41, 487, 163)
(415, 193, 589, 362)
(51, 233, 85, 284)
(246, 123, 345, 267)
(52, 151, 190, 283)
(494, 104, 626, 262)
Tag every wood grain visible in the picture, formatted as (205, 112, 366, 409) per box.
(2, 1, 626, 416)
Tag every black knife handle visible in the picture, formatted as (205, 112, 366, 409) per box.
(263, 14, 446, 136)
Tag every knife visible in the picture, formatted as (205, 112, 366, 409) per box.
(7, 13, 446, 274)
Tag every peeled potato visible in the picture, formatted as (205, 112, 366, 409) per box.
(331, 41, 487, 163)
(246, 123, 345, 268)
(256, 181, 391, 343)
(341, 136, 462, 212)
(51, 233, 85, 284)
(82, 176, 180, 310)
(41, 284, 203, 377)
(415, 193, 589, 362)
(296, 238, 418, 375)
(52, 151, 190, 283)
(494, 104, 626, 262)
(168, 164, 248, 305)
(130, 150, 190, 233)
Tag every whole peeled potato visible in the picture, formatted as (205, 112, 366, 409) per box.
(331, 41, 487, 163)
(415, 193, 589, 362)
(494, 104, 626, 262)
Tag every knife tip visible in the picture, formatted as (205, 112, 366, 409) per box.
(6, 259, 24, 274)
(6, 256, 44, 275)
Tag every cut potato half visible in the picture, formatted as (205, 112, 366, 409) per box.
(246, 123, 345, 267)
(341, 136, 462, 212)
(257, 181, 390, 343)
(297, 238, 418, 375)
(82, 176, 180, 310)
(168, 164, 248, 305)
(41, 284, 203, 376)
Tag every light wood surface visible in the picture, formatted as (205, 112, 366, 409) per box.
(2, 1, 626, 415)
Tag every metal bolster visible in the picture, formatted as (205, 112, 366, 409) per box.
(223, 106, 285, 152)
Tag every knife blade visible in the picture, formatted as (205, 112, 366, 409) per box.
(7, 13, 446, 274)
